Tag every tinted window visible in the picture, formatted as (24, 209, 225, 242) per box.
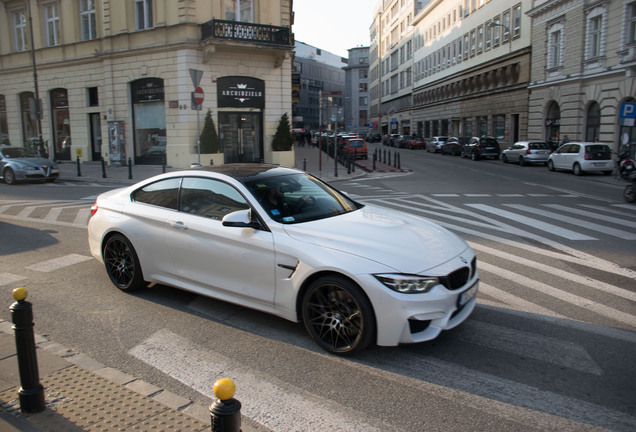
(180, 177, 249, 220)
(348, 140, 364, 148)
(585, 145, 611, 160)
(528, 142, 549, 149)
(133, 178, 181, 210)
(481, 138, 498, 146)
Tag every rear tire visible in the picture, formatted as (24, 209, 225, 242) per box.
(573, 163, 583, 176)
(519, 157, 526, 166)
(103, 234, 145, 292)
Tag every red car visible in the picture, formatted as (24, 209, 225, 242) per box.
(409, 136, 427, 149)
(344, 138, 368, 159)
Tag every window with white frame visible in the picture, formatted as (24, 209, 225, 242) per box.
(477, 25, 483, 53)
(80, 0, 96, 41)
(586, 8, 604, 59)
(513, 4, 521, 38)
(44, 3, 60, 47)
(502, 10, 511, 42)
(485, 20, 492, 50)
(626, 2, 636, 45)
(135, 0, 153, 30)
(492, 16, 501, 47)
(12, 9, 27, 52)
(547, 24, 563, 69)
(225, 0, 254, 22)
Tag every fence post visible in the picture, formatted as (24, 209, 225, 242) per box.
(128, 157, 133, 180)
(10, 288, 45, 413)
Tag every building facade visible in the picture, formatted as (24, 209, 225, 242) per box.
(370, 0, 532, 147)
(344, 47, 371, 135)
(527, 0, 636, 154)
(292, 41, 346, 133)
(0, 0, 294, 168)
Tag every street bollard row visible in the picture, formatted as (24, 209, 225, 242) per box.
(9, 288, 245, 429)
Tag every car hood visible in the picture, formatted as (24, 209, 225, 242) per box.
(282, 205, 468, 273)
(11, 157, 57, 167)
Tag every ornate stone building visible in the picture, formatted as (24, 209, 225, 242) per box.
(527, 0, 636, 153)
(0, 0, 294, 167)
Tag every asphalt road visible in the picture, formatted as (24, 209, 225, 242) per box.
(0, 149, 634, 431)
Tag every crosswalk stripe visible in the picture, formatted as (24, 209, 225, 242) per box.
(478, 282, 565, 318)
(466, 204, 597, 240)
(544, 204, 636, 229)
(0, 273, 27, 287)
(505, 204, 636, 239)
(130, 329, 384, 432)
(25, 254, 93, 272)
(479, 261, 636, 328)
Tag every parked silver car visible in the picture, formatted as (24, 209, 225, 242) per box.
(0, 145, 59, 184)
(501, 141, 552, 166)
(426, 136, 449, 153)
(547, 142, 613, 176)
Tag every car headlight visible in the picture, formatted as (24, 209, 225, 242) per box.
(374, 274, 440, 294)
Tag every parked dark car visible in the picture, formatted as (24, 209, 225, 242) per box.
(461, 137, 500, 160)
(441, 137, 470, 156)
(367, 133, 382, 143)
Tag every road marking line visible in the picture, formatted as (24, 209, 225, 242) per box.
(26, 254, 93, 272)
(129, 329, 384, 432)
(478, 282, 566, 318)
(0, 273, 27, 287)
(543, 204, 636, 229)
(467, 204, 596, 240)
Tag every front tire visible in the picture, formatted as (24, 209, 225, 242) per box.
(471, 152, 479, 161)
(3, 168, 16, 185)
(301, 275, 375, 356)
(103, 234, 145, 291)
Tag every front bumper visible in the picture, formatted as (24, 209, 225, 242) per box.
(15, 166, 59, 181)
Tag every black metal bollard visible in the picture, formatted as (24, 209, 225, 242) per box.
(383, 149, 386, 164)
(128, 157, 133, 180)
(398, 153, 401, 169)
(394, 152, 397, 168)
(210, 378, 241, 432)
(303, 158, 307, 172)
(76, 157, 82, 177)
(373, 153, 376, 171)
(10, 288, 45, 413)
(389, 151, 392, 166)
(101, 157, 107, 178)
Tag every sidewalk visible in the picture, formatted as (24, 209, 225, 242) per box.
(0, 147, 407, 432)
(55, 144, 408, 186)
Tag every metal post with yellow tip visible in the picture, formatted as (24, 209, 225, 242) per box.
(10, 287, 45, 413)
(209, 378, 242, 432)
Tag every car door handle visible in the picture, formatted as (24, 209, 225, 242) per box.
(169, 221, 188, 230)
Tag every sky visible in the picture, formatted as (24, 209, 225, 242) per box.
(292, 0, 379, 58)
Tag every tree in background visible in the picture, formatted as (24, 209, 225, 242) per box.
(200, 109, 220, 153)
(272, 113, 293, 151)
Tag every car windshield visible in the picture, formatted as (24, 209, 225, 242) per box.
(348, 140, 364, 148)
(585, 145, 611, 160)
(481, 138, 498, 146)
(1, 147, 37, 158)
(244, 173, 361, 224)
(529, 142, 549, 149)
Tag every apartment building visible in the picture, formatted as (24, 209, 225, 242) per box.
(527, 0, 636, 154)
(0, 0, 294, 168)
(344, 46, 370, 135)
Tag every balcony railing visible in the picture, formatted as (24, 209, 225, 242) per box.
(201, 19, 291, 47)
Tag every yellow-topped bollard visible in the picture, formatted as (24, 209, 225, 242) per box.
(13, 287, 28, 302)
(213, 378, 236, 401)
(210, 378, 241, 432)
(10, 287, 45, 413)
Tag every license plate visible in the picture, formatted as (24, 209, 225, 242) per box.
(458, 280, 479, 308)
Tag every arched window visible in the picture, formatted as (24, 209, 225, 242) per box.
(586, 102, 601, 141)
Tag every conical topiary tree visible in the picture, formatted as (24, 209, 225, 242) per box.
(200, 109, 220, 153)
(272, 113, 293, 151)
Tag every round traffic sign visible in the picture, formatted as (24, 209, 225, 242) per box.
(193, 86, 204, 105)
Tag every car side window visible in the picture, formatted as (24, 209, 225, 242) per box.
(180, 177, 249, 221)
(132, 178, 181, 210)
(569, 145, 580, 154)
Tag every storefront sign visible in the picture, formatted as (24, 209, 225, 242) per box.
(131, 78, 164, 104)
(217, 76, 264, 109)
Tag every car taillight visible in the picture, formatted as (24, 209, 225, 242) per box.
(526, 149, 531, 154)
(90, 203, 98, 218)
(584, 152, 590, 160)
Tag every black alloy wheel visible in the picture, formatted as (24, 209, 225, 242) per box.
(624, 184, 636, 203)
(103, 234, 145, 291)
(302, 276, 375, 355)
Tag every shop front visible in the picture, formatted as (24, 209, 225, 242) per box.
(131, 78, 166, 165)
(217, 76, 264, 163)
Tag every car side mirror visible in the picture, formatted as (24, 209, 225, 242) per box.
(222, 209, 261, 229)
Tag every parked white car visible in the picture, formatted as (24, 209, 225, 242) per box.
(547, 142, 613, 176)
(501, 141, 552, 166)
(88, 165, 478, 355)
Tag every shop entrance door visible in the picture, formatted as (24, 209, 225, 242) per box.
(89, 113, 102, 161)
(219, 112, 262, 163)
